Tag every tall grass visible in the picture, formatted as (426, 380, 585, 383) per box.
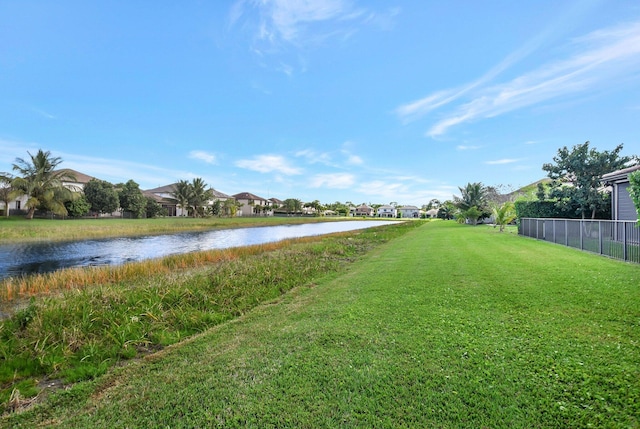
(0, 221, 422, 413)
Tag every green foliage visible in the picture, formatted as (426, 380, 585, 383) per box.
(83, 179, 119, 214)
(144, 196, 166, 218)
(11, 149, 76, 219)
(170, 178, 215, 218)
(629, 170, 640, 223)
(543, 141, 635, 219)
(437, 200, 456, 220)
(515, 196, 611, 219)
(454, 182, 490, 219)
(492, 201, 516, 232)
(117, 180, 146, 218)
(171, 180, 191, 216)
(64, 195, 91, 218)
(283, 198, 303, 214)
(463, 206, 482, 225)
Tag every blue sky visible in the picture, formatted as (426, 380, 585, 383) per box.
(1, 1, 639, 207)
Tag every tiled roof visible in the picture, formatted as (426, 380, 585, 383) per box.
(232, 192, 266, 201)
(57, 169, 95, 184)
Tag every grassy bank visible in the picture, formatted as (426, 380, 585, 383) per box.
(0, 221, 420, 416)
(4, 221, 640, 427)
(0, 216, 348, 243)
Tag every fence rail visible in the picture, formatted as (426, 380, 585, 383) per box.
(519, 218, 640, 263)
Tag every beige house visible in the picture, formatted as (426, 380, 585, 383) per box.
(354, 204, 375, 217)
(399, 205, 421, 218)
(232, 192, 272, 216)
(1, 168, 94, 216)
(145, 184, 233, 217)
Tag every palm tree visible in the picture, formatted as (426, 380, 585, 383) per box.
(11, 150, 77, 219)
(0, 173, 18, 218)
(492, 201, 517, 232)
(171, 180, 191, 216)
(188, 178, 213, 218)
(455, 182, 486, 211)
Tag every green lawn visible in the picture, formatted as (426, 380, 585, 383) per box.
(3, 221, 639, 428)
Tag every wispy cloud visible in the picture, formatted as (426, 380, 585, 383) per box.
(309, 173, 355, 189)
(485, 158, 522, 165)
(189, 150, 217, 164)
(230, 0, 396, 73)
(397, 20, 640, 137)
(295, 149, 333, 165)
(456, 145, 482, 151)
(235, 154, 302, 175)
(32, 107, 56, 119)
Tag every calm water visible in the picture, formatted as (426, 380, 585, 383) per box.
(0, 220, 399, 279)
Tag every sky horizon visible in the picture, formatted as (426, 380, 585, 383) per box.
(2, 1, 640, 207)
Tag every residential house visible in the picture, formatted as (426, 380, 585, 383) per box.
(602, 164, 640, 221)
(377, 205, 397, 218)
(354, 204, 375, 217)
(269, 198, 284, 211)
(1, 168, 94, 216)
(399, 205, 421, 218)
(232, 192, 272, 216)
(425, 208, 439, 218)
(145, 184, 233, 217)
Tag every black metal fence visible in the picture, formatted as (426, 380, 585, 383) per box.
(519, 218, 640, 263)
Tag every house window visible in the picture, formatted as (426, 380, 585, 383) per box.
(15, 201, 21, 210)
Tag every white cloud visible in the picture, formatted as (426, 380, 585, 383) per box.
(425, 20, 640, 137)
(189, 150, 217, 164)
(295, 149, 333, 165)
(456, 145, 481, 151)
(309, 173, 355, 189)
(397, 20, 640, 137)
(485, 158, 521, 165)
(235, 154, 302, 175)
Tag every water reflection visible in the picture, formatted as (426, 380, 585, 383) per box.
(0, 221, 399, 279)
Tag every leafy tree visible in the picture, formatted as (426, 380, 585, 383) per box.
(543, 141, 636, 219)
(492, 201, 516, 232)
(65, 195, 91, 218)
(145, 196, 166, 218)
(118, 180, 146, 218)
(84, 179, 119, 215)
(11, 149, 77, 219)
(283, 198, 302, 215)
(629, 170, 640, 223)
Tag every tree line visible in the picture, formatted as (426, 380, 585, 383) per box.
(437, 141, 640, 230)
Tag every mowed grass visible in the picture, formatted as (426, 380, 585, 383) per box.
(4, 221, 640, 428)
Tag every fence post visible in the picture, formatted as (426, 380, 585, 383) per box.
(623, 222, 628, 261)
(598, 220, 602, 256)
(580, 220, 584, 250)
(553, 219, 556, 243)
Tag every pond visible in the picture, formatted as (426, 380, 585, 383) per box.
(0, 220, 400, 280)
